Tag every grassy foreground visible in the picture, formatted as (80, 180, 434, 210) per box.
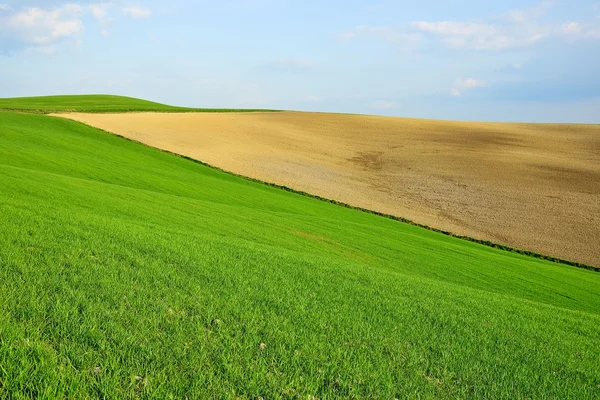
(0, 94, 276, 113)
(0, 109, 599, 398)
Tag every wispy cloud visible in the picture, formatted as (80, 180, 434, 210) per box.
(559, 21, 600, 39)
(0, 2, 153, 53)
(412, 2, 558, 51)
(0, 4, 85, 53)
(410, 21, 496, 37)
(90, 3, 114, 36)
(499, 1, 555, 24)
(123, 6, 151, 19)
(333, 31, 356, 41)
(338, 1, 600, 52)
(451, 78, 486, 97)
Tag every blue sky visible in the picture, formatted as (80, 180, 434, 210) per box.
(1, 0, 599, 122)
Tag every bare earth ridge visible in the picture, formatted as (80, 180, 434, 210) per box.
(55, 112, 600, 266)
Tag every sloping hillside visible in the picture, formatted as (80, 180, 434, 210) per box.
(0, 94, 276, 113)
(1, 107, 599, 398)
(58, 111, 600, 266)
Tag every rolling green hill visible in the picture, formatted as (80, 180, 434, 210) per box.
(0, 103, 599, 398)
(0, 94, 276, 113)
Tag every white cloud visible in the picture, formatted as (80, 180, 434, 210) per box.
(0, 2, 154, 52)
(464, 78, 485, 88)
(501, 1, 554, 24)
(410, 18, 548, 51)
(450, 87, 461, 97)
(89, 3, 114, 35)
(123, 6, 151, 19)
(414, 1, 600, 50)
(410, 21, 497, 37)
(91, 5, 108, 19)
(561, 21, 583, 35)
(0, 5, 85, 47)
(340, 2, 599, 52)
(451, 78, 486, 97)
(559, 21, 600, 39)
(334, 31, 356, 41)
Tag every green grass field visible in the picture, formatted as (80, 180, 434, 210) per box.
(1, 98, 599, 398)
(0, 94, 276, 113)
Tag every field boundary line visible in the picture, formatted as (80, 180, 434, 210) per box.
(51, 114, 600, 273)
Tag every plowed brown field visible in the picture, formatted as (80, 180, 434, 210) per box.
(55, 112, 600, 266)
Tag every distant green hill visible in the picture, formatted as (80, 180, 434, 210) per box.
(0, 94, 276, 113)
(0, 102, 599, 398)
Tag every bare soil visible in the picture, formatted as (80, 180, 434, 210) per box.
(55, 112, 600, 266)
